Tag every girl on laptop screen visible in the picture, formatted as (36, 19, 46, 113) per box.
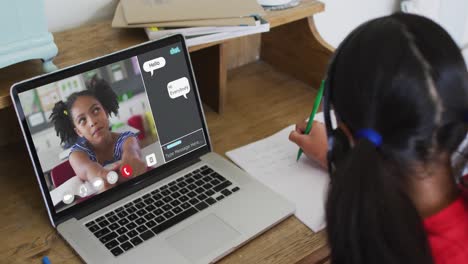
(289, 13, 468, 264)
(50, 76, 147, 191)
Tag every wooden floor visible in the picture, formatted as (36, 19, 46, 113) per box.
(0, 61, 329, 263)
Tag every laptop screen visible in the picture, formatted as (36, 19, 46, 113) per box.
(15, 36, 207, 214)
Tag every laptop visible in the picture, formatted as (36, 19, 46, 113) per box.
(10, 34, 294, 264)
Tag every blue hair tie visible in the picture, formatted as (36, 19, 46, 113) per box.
(356, 128, 382, 147)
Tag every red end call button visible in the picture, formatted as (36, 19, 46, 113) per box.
(121, 164, 133, 178)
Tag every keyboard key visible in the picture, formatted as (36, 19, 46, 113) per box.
(115, 207, 124, 213)
(200, 169, 211, 176)
(195, 180, 204, 186)
(108, 215, 119, 223)
(195, 202, 209, 211)
(96, 216, 105, 222)
(99, 220, 110, 227)
(171, 192, 181, 199)
(134, 198, 142, 203)
(179, 182, 187, 188)
(116, 227, 128, 235)
(172, 207, 182, 214)
(111, 246, 124, 256)
(213, 181, 232, 192)
(187, 192, 196, 198)
(193, 174, 203, 180)
(144, 198, 155, 204)
(155, 216, 165, 224)
(143, 193, 151, 199)
(151, 189, 159, 195)
(105, 211, 115, 217)
(126, 222, 137, 230)
(135, 203, 145, 209)
(127, 230, 138, 238)
(124, 202, 133, 208)
(163, 196, 173, 203)
(109, 223, 119, 230)
(146, 220, 157, 228)
(169, 186, 178, 192)
(232, 187, 240, 192)
(152, 193, 162, 200)
(161, 190, 170, 196)
(100, 232, 117, 243)
(106, 241, 119, 251)
(221, 189, 232, 197)
(196, 194, 207, 201)
(154, 200, 164, 207)
(205, 190, 215, 196)
(128, 213, 138, 221)
(186, 178, 195, 184)
(135, 218, 146, 225)
(203, 183, 213, 190)
(205, 197, 216, 205)
(177, 176, 186, 182)
(189, 198, 199, 206)
(216, 195, 225, 201)
(126, 206, 137, 214)
(179, 196, 189, 203)
(194, 187, 204, 194)
(136, 209, 147, 216)
(163, 211, 175, 219)
(121, 242, 133, 251)
(170, 200, 181, 207)
(187, 184, 197, 190)
(117, 234, 129, 243)
(136, 225, 148, 233)
(144, 213, 155, 221)
(85, 221, 95, 227)
(94, 227, 110, 238)
(145, 204, 156, 212)
(179, 188, 189, 194)
(117, 211, 128, 218)
(162, 204, 173, 211)
(154, 209, 163, 216)
(140, 230, 155, 241)
(152, 208, 197, 234)
(88, 224, 100, 233)
(169, 181, 177, 186)
(118, 218, 129, 226)
(181, 203, 191, 210)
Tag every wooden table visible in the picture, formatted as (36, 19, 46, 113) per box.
(0, 0, 333, 263)
(0, 61, 330, 264)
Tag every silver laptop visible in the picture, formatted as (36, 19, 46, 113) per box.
(10, 34, 294, 264)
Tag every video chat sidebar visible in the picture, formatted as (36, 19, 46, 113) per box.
(137, 43, 206, 163)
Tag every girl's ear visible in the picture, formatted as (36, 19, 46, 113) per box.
(74, 127, 83, 138)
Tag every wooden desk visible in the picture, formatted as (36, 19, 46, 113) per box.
(0, 62, 330, 263)
(0, 0, 333, 262)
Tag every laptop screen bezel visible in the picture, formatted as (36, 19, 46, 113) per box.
(10, 34, 212, 226)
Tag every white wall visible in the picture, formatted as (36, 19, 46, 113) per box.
(45, 0, 118, 32)
(314, 0, 399, 48)
(45, 0, 398, 45)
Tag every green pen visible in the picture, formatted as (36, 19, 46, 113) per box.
(296, 79, 325, 161)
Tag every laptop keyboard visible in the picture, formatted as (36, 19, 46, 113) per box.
(84, 165, 240, 257)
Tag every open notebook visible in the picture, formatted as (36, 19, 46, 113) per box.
(226, 113, 333, 232)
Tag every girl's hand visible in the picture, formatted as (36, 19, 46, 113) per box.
(289, 120, 328, 169)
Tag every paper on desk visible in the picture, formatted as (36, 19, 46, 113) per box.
(226, 113, 331, 232)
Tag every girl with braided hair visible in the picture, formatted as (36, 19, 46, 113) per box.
(50, 76, 146, 190)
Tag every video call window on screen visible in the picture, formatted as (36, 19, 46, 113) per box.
(19, 42, 206, 212)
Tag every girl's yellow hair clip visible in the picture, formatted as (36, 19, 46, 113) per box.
(63, 110, 68, 116)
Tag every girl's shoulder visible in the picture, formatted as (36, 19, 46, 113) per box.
(423, 182, 468, 264)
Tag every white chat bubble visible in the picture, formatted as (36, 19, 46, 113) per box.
(143, 57, 166, 76)
(167, 77, 190, 99)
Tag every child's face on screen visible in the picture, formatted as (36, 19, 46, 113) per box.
(71, 96, 111, 145)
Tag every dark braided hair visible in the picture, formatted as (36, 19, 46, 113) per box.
(50, 76, 119, 145)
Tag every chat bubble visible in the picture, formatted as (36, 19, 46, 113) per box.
(168, 77, 190, 99)
(143, 57, 166, 76)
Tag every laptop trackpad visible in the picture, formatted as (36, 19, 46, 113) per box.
(166, 214, 240, 262)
